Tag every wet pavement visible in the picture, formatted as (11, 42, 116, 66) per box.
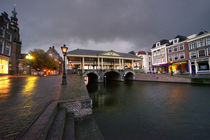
(0, 74, 81, 138)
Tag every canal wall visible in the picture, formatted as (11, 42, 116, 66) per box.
(135, 73, 192, 83)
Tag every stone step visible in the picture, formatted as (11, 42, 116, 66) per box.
(46, 107, 66, 140)
(63, 113, 75, 140)
(21, 101, 58, 140)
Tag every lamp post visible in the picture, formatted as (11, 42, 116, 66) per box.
(26, 54, 33, 75)
(170, 61, 173, 76)
(61, 44, 68, 85)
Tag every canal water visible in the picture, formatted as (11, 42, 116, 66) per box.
(87, 81, 210, 140)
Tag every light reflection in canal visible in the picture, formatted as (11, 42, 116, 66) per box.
(22, 77, 38, 95)
(87, 81, 210, 140)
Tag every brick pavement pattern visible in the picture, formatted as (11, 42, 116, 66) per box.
(0, 74, 82, 139)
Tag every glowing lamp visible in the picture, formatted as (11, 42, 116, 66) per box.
(61, 44, 68, 55)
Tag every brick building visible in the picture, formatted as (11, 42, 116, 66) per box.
(166, 35, 189, 74)
(46, 46, 63, 74)
(0, 8, 21, 74)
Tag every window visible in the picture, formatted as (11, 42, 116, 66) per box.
(208, 48, 210, 56)
(198, 61, 209, 71)
(168, 55, 173, 61)
(174, 46, 178, 52)
(0, 28, 4, 37)
(190, 51, 197, 58)
(156, 42, 160, 47)
(174, 54, 178, 60)
(161, 48, 165, 55)
(206, 38, 210, 46)
(5, 45, 11, 56)
(0, 41, 4, 53)
(197, 39, 205, 48)
(168, 48, 172, 53)
(189, 42, 195, 50)
(6, 32, 11, 41)
(179, 52, 185, 59)
(157, 49, 160, 55)
(198, 49, 205, 57)
(179, 44, 184, 50)
(173, 39, 178, 44)
(153, 51, 156, 56)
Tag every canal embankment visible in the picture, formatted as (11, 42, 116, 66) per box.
(18, 74, 102, 140)
(135, 73, 210, 84)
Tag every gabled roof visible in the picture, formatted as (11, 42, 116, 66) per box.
(174, 35, 187, 42)
(197, 30, 208, 36)
(152, 39, 169, 48)
(67, 49, 139, 58)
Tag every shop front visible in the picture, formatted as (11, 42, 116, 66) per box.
(0, 55, 9, 74)
(152, 64, 168, 74)
(168, 61, 188, 74)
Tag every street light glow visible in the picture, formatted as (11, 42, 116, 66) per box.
(26, 54, 33, 60)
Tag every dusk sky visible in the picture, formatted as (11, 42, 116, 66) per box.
(1, 0, 210, 54)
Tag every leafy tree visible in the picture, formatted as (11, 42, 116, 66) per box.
(23, 49, 59, 71)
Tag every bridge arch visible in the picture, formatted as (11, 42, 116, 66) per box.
(84, 71, 99, 84)
(124, 71, 135, 80)
(103, 70, 121, 81)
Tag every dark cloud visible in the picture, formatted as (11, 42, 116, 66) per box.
(1, 0, 210, 53)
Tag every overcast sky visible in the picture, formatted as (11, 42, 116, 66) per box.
(1, 0, 210, 54)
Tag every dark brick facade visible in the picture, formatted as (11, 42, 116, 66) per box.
(46, 46, 63, 74)
(0, 9, 21, 74)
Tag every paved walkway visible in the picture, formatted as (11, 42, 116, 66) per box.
(0, 74, 82, 139)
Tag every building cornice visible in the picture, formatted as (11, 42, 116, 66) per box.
(187, 33, 210, 42)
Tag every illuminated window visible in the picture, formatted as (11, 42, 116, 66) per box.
(5, 45, 11, 56)
(0, 59, 8, 74)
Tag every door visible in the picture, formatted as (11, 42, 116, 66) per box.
(191, 65, 196, 74)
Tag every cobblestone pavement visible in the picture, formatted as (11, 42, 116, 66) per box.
(0, 74, 81, 139)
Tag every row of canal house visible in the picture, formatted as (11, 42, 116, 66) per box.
(151, 31, 210, 74)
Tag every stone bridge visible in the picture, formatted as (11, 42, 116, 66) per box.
(83, 69, 136, 83)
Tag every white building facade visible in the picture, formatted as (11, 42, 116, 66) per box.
(151, 40, 169, 73)
(135, 51, 152, 73)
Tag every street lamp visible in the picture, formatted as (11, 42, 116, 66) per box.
(61, 44, 68, 85)
(170, 61, 173, 76)
(26, 54, 33, 75)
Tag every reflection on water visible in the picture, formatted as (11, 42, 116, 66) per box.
(22, 77, 38, 95)
(0, 77, 11, 102)
(87, 81, 210, 139)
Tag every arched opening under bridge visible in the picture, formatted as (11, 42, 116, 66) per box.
(124, 72, 134, 81)
(104, 71, 121, 82)
(86, 72, 98, 84)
